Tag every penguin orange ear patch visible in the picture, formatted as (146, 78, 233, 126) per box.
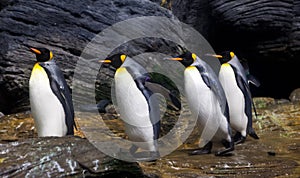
(49, 51, 53, 60)
(192, 53, 197, 60)
(120, 55, 127, 62)
(230, 52, 235, 58)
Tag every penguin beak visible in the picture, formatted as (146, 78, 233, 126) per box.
(29, 47, 41, 55)
(99, 60, 112, 63)
(166, 57, 183, 61)
(205, 54, 223, 59)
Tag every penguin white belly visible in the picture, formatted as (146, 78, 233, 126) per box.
(115, 68, 155, 151)
(29, 64, 67, 136)
(219, 64, 248, 136)
(184, 67, 230, 143)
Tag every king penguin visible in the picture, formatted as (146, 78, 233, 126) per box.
(169, 50, 234, 156)
(29, 47, 75, 137)
(100, 54, 161, 160)
(209, 51, 259, 143)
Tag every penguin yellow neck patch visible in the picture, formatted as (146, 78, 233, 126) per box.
(116, 67, 126, 73)
(31, 63, 47, 79)
(222, 63, 231, 67)
(230, 52, 235, 58)
(33, 63, 44, 71)
(186, 66, 196, 70)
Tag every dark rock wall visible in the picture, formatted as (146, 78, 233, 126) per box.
(153, 0, 300, 98)
(208, 0, 300, 98)
(1, 0, 300, 113)
(0, 0, 171, 113)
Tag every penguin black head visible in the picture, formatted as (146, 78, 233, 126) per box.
(99, 54, 127, 69)
(169, 51, 197, 67)
(29, 47, 53, 62)
(210, 51, 235, 64)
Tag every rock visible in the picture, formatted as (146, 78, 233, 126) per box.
(253, 97, 275, 109)
(153, 0, 300, 99)
(0, 112, 4, 118)
(151, 0, 214, 40)
(1, 104, 300, 177)
(275, 99, 290, 105)
(209, 0, 299, 59)
(0, 0, 173, 114)
(2, 0, 300, 113)
(0, 137, 145, 177)
(289, 88, 300, 102)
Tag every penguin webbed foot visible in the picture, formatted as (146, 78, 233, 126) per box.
(129, 145, 160, 161)
(96, 99, 111, 113)
(233, 132, 246, 144)
(129, 144, 138, 156)
(216, 140, 234, 156)
(249, 130, 259, 140)
(149, 151, 160, 160)
(189, 142, 212, 155)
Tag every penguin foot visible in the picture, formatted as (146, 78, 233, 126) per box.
(216, 140, 234, 156)
(233, 132, 246, 144)
(249, 129, 259, 140)
(129, 145, 138, 155)
(147, 151, 160, 161)
(189, 142, 212, 155)
(235, 136, 246, 145)
(150, 151, 160, 158)
(131, 151, 160, 162)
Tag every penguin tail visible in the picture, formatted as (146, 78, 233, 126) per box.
(248, 128, 259, 139)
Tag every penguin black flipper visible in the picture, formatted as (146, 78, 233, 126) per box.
(145, 80, 181, 111)
(196, 65, 229, 121)
(79, 99, 111, 113)
(247, 75, 261, 87)
(40, 61, 76, 135)
(145, 72, 181, 110)
(134, 76, 160, 140)
(234, 67, 259, 140)
(240, 60, 261, 87)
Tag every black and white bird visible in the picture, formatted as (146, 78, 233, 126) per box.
(29, 47, 75, 137)
(169, 50, 234, 156)
(208, 51, 259, 143)
(100, 54, 161, 159)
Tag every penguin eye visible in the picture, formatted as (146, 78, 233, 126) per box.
(120, 55, 127, 63)
(191, 53, 197, 61)
(230, 52, 235, 58)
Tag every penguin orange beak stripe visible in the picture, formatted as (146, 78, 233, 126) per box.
(30, 48, 41, 55)
(212, 54, 223, 58)
(99, 60, 112, 63)
(168, 58, 183, 61)
(205, 54, 223, 58)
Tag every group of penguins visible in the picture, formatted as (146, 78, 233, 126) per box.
(28, 46, 260, 160)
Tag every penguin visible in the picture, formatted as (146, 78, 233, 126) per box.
(208, 51, 259, 143)
(100, 54, 161, 159)
(29, 47, 75, 137)
(169, 50, 234, 156)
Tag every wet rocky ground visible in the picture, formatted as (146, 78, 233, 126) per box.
(0, 98, 299, 177)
